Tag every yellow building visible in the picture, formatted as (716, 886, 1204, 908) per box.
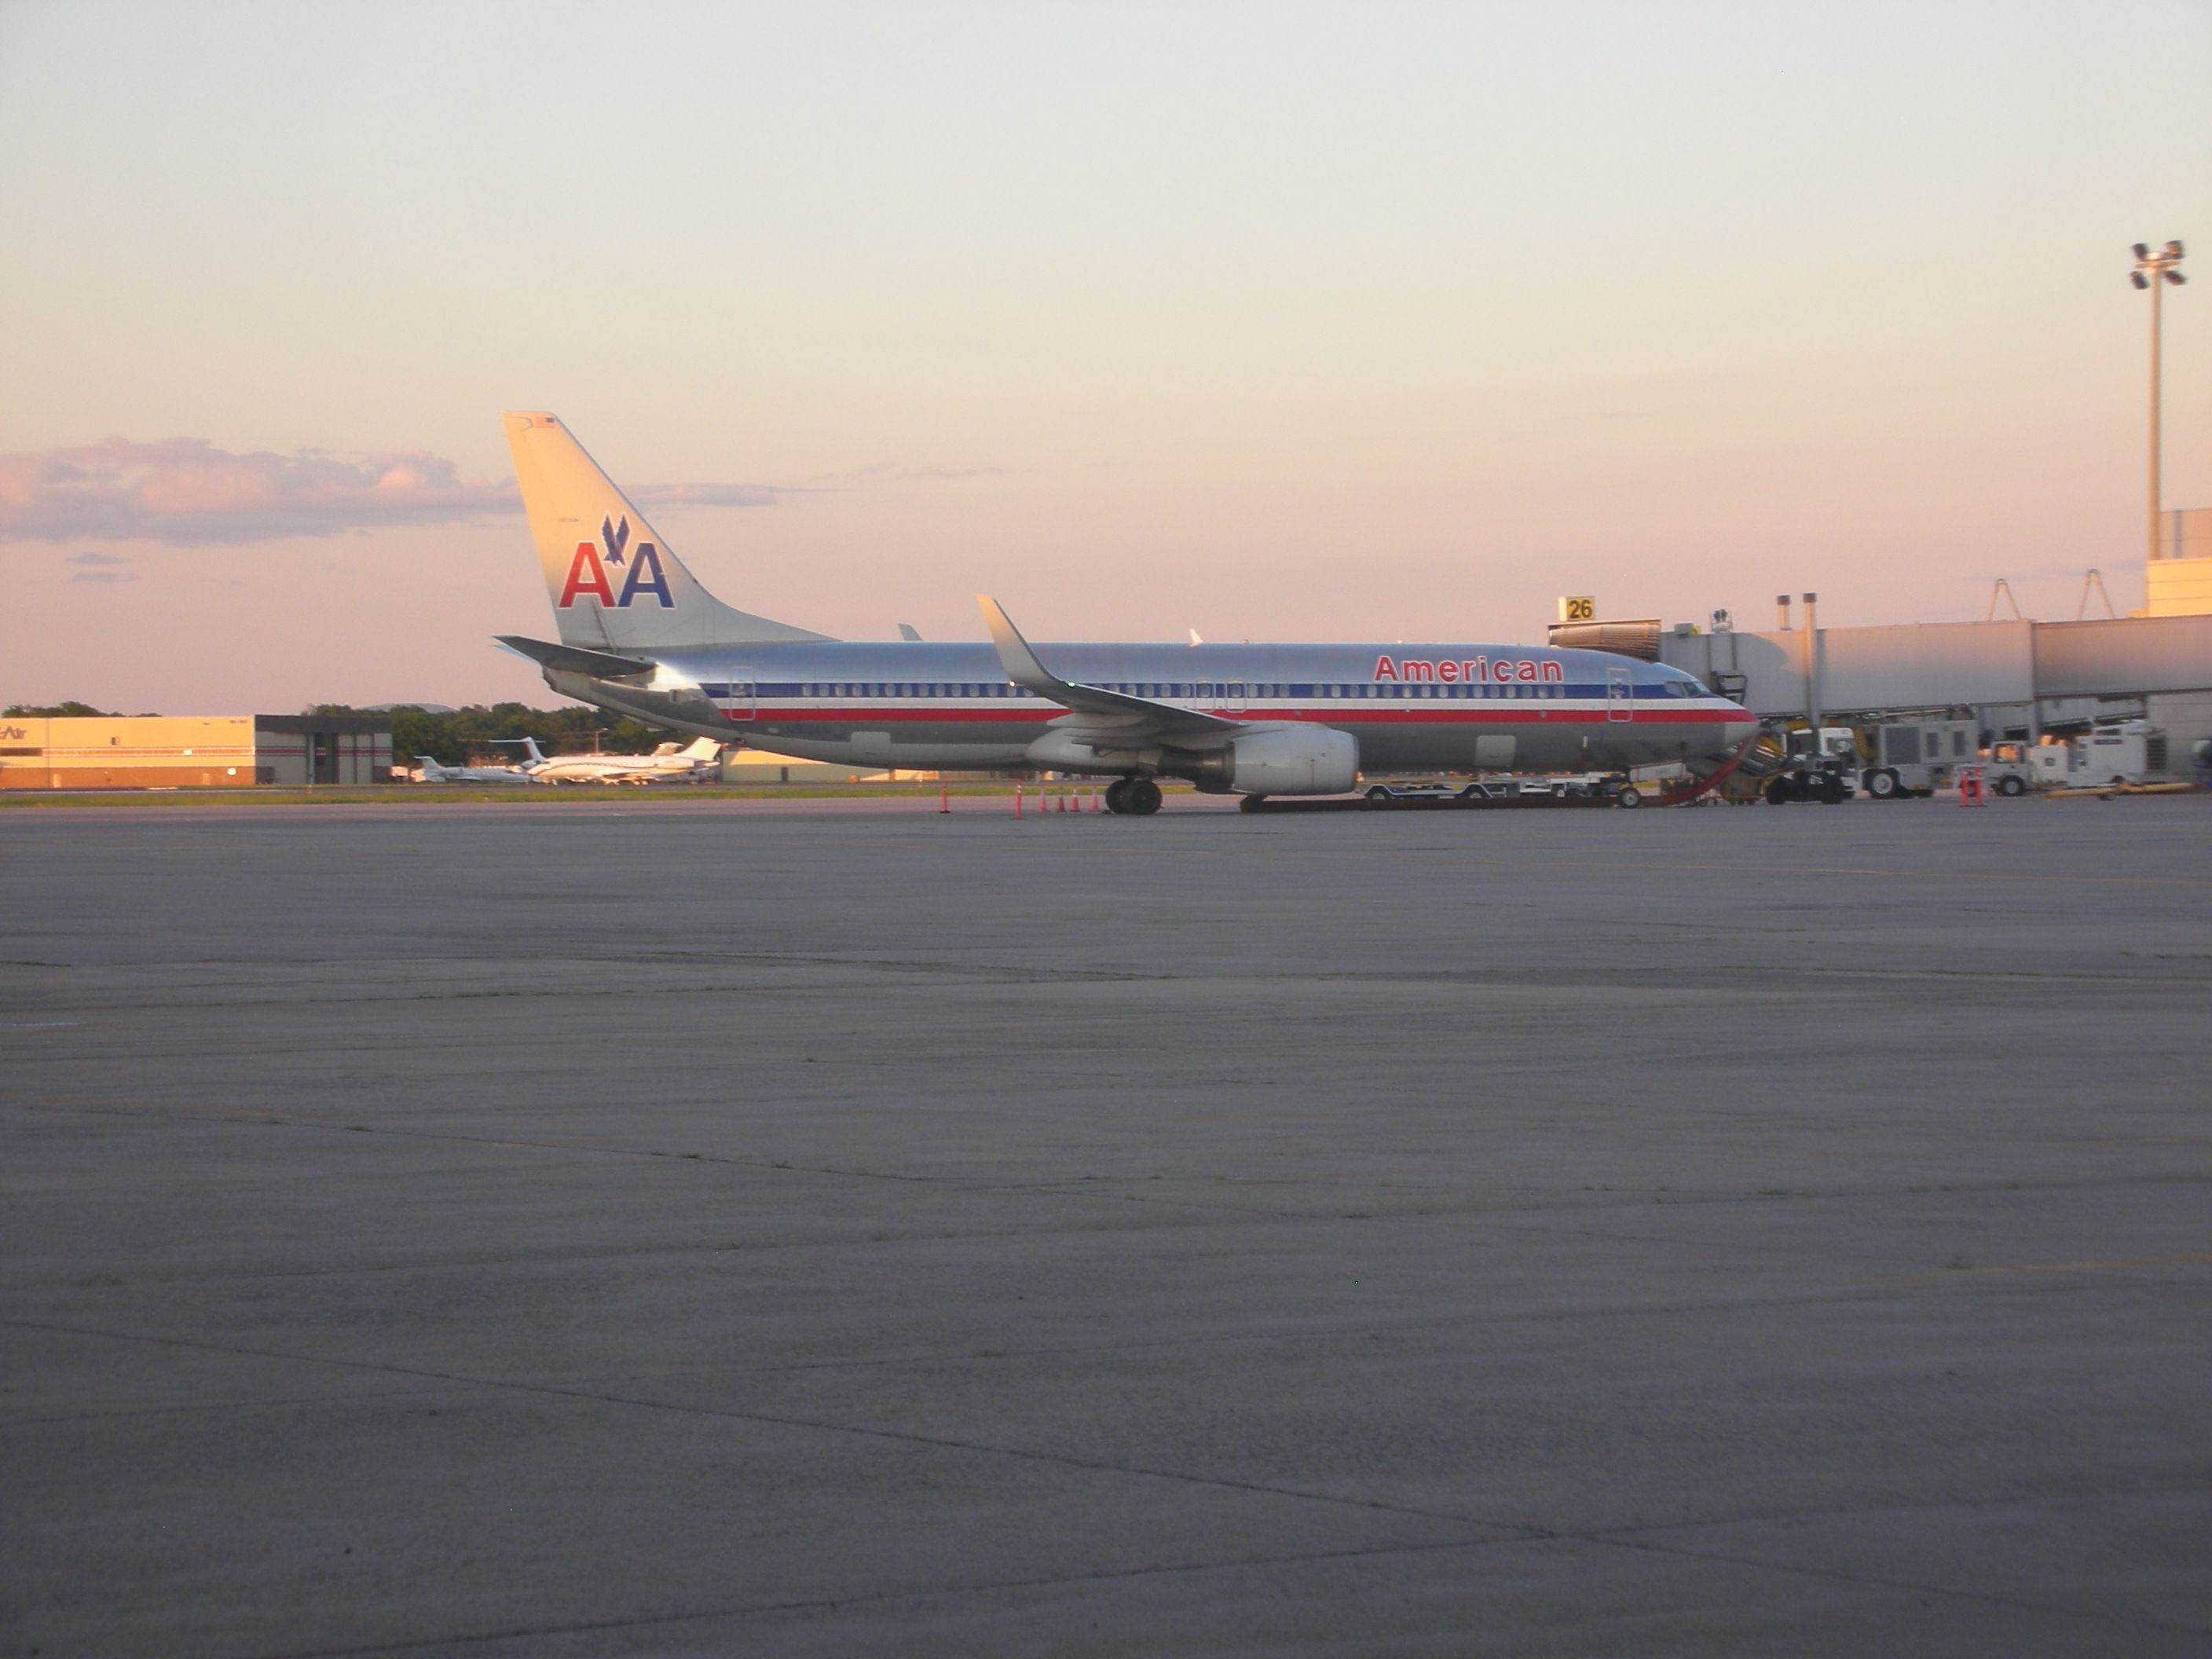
(0, 715, 392, 789)
(2146, 508, 2212, 617)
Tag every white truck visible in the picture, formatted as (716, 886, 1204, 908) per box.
(2029, 722, 2169, 790)
(1860, 719, 2032, 799)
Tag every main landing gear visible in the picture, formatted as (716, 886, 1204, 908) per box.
(1103, 777, 1163, 815)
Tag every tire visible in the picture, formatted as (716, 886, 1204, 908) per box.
(1821, 778, 1848, 804)
(1996, 775, 2026, 797)
(1616, 785, 1644, 810)
(1764, 778, 1793, 805)
(1238, 793, 1268, 813)
(1865, 768, 1900, 800)
(1128, 778, 1163, 815)
(1104, 778, 1131, 815)
(1365, 785, 1393, 805)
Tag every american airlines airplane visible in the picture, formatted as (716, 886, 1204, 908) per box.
(496, 412, 1760, 814)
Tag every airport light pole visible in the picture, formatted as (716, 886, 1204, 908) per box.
(2132, 240, 2187, 566)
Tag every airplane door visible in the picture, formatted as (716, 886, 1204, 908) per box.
(727, 679, 756, 720)
(1221, 681, 1247, 714)
(1606, 667, 1633, 723)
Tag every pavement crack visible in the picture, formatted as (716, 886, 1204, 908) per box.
(0, 1316, 1522, 1540)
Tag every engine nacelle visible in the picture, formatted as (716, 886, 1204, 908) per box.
(1168, 725, 1358, 796)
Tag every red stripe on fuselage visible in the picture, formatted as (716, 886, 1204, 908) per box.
(723, 705, 1742, 726)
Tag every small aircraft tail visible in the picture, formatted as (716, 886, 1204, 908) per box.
(502, 412, 831, 654)
(488, 737, 551, 766)
(679, 737, 721, 762)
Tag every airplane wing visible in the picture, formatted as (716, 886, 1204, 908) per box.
(977, 597, 1242, 738)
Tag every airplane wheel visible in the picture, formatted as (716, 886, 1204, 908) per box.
(1127, 778, 1163, 815)
(1238, 793, 1268, 813)
(1615, 785, 1643, 809)
(1104, 778, 1132, 815)
(1364, 785, 1393, 805)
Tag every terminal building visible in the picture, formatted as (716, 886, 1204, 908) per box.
(0, 715, 393, 789)
(1546, 506, 2212, 778)
(2148, 507, 2212, 617)
(1553, 609, 2212, 777)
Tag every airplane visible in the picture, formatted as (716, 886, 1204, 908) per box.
(495, 412, 1761, 815)
(412, 755, 544, 785)
(491, 734, 723, 785)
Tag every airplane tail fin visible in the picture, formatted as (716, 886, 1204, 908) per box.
(680, 737, 721, 761)
(489, 736, 550, 766)
(501, 412, 830, 654)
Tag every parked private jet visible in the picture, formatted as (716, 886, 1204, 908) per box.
(490, 735, 723, 785)
(412, 756, 544, 785)
(496, 412, 1759, 813)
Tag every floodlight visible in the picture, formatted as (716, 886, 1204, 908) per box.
(2130, 237, 2187, 571)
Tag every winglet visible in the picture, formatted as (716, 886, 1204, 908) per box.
(976, 594, 1243, 733)
(977, 595, 1059, 696)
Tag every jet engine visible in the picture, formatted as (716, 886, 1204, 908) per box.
(1169, 725, 1358, 796)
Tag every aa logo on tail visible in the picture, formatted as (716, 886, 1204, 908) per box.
(558, 516, 674, 609)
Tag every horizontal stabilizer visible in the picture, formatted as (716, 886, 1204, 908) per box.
(496, 635, 658, 679)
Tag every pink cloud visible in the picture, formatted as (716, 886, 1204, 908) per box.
(0, 438, 517, 545)
(0, 438, 789, 546)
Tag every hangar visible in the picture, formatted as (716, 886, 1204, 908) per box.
(0, 714, 393, 789)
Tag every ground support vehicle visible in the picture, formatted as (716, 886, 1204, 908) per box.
(1716, 725, 1851, 805)
(1361, 781, 1467, 805)
(2030, 723, 2170, 790)
(1760, 764, 1854, 804)
(1859, 719, 2031, 800)
(1357, 775, 1629, 809)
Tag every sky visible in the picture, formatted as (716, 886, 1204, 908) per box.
(2, 0, 2207, 712)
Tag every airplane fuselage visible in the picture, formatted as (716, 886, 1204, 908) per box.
(547, 639, 1752, 778)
